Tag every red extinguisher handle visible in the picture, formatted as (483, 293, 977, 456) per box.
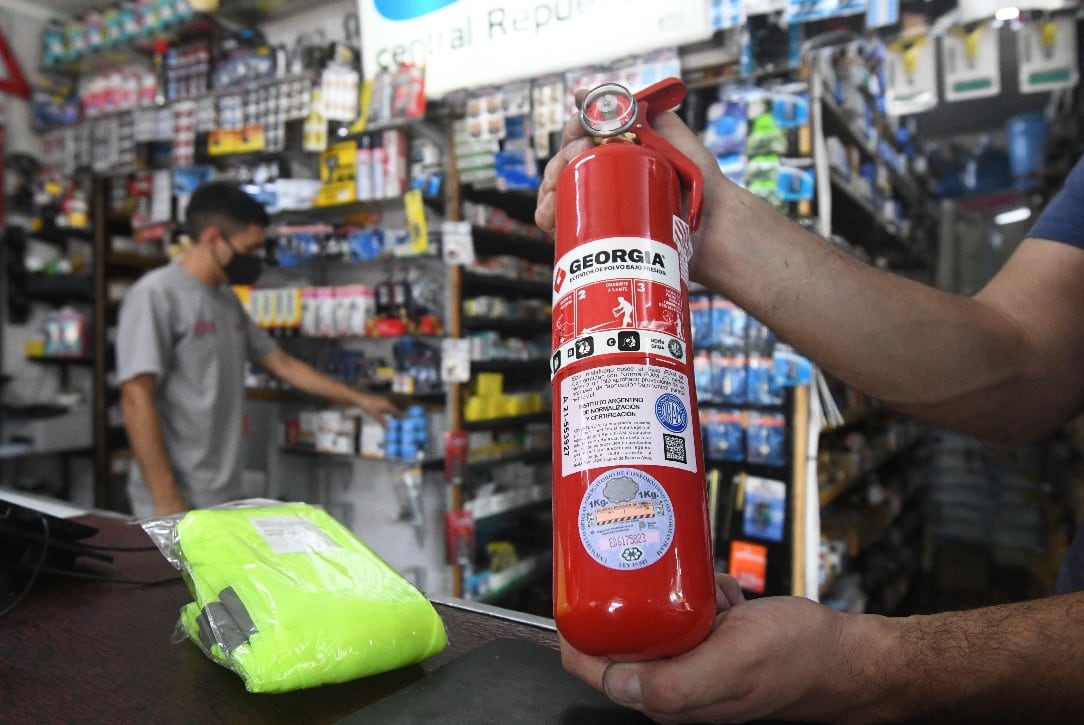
(634, 78, 704, 232)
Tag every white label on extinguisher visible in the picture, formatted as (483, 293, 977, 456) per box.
(673, 215, 692, 283)
(578, 468, 676, 571)
(551, 234, 687, 377)
(559, 363, 697, 474)
(552, 236, 680, 300)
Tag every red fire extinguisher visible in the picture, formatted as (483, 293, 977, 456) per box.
(551, 78, 715, 659)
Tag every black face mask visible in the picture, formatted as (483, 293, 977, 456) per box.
(220, 237, 263, 285)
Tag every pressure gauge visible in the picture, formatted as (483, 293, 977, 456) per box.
(579, 83, 637, 138)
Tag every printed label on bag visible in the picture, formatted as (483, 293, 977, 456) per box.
(249, 515, 340, 555)
(578, 468, 675, 571)
(558, 363, 696, 474)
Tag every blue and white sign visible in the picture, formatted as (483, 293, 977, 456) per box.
(358, 0, 713, 98)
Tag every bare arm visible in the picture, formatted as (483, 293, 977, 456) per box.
(257, 348, 401, 424)
(119, 374, 188, 515)
(695, 180, 1084, 446)
(537, 106, 1084, 446)
(563, 580, 1084, 723)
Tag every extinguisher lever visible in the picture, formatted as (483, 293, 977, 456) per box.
(634, 78, 704, 232)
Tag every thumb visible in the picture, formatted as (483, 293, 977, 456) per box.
(602, 663, 643, 707)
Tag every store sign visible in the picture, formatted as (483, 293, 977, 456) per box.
(357, 0, 713, 98)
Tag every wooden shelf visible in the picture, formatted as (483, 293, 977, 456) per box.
(461, 271, 551, 299)
(465, 447, 552, 474)
(279, 447, 442, 468)
(471, 551, 552, 604)
(24, 274, 94, 302)
(29, 225, 95, 245)
(462, 411, 550, 431)
(819, 433, 926, 507)
(106, 251, 170, 268)
(470, 358, 549, 374)
(26, 355, 94, 366)
(464, 483, 551, 521)
(470, 227, 553, 265)
(462, 317, 550, 334)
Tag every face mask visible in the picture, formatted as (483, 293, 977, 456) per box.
(220, 237, 263, 285)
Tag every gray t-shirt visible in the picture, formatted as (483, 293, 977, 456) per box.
(116, 261, 277, 515)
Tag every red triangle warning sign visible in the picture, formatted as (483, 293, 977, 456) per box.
(0, 27, 30, 100)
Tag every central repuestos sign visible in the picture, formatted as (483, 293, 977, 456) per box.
(357, 0, 712, 97)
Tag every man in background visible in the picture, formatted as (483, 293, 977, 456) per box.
(118, 181, 398, 517)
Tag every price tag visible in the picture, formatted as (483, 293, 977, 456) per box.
(441, 220, 475, 266)
(441, 338, 471, 383)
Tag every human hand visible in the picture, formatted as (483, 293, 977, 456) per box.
(560, 574, 863, 724)
(534, 88, 594, 236)
(153, 489, 190, 517)
(534, 87, 729, 285)
(356, 392, 401, 427)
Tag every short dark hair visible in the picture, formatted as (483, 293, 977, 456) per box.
(185, 181, 270, 238)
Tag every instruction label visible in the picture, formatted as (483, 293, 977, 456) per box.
(578, 468, 675, 571)
(559, 363, 697, 475)
(551, 234, 686, 376)
(249, 515, 340, 555)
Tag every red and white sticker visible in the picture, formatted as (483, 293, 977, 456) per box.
(551, 233, 686, 376)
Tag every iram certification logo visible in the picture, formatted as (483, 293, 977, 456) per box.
(654, 393, 688, 433)
(374, 0, 460, 20)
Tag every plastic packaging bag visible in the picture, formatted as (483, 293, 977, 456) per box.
(142, 500, 447, 693)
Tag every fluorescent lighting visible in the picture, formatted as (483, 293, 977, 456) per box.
(995, 7, 1020, 21)
(994, 206, 1032, 225)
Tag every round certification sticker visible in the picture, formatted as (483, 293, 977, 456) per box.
(655, 393, 688, 433)
(578, 468, 675, 571)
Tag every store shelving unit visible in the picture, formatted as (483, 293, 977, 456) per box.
(0, 214, 99, 496)
(441, 187, 555, 609)
(91, 175, 172, 509)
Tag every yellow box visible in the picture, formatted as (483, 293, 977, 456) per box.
(25, 339, 46, 358)
(464, 396, 486, 422)
(473, 372, 503, 398)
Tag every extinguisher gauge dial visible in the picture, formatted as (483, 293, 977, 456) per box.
(580, 83, 637, 138)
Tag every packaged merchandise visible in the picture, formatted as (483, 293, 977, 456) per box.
(141, 501, 447, 693)
(703, 407, 745, 462)
(746, 354, 783, 406)
(746, 411, 787, 466)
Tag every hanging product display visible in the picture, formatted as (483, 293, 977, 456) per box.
(941, 22, 1001, 102)
(1016, 16, 1079, 95)
(885, 35, 938, 116)
(785, 0, 868, 24)
(550, 78, 715, 659)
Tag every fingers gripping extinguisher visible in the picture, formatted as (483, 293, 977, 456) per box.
(551, 78, 715, 658)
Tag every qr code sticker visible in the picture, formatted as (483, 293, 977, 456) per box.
(663, 434, 687, 463)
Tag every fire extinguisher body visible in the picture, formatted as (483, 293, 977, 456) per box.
(551, 139, 715, 659)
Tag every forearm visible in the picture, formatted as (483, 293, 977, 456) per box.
(838, 593, 1084, 723)
(693, 182, 1052, 444)
(120, 393, 183, 509)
